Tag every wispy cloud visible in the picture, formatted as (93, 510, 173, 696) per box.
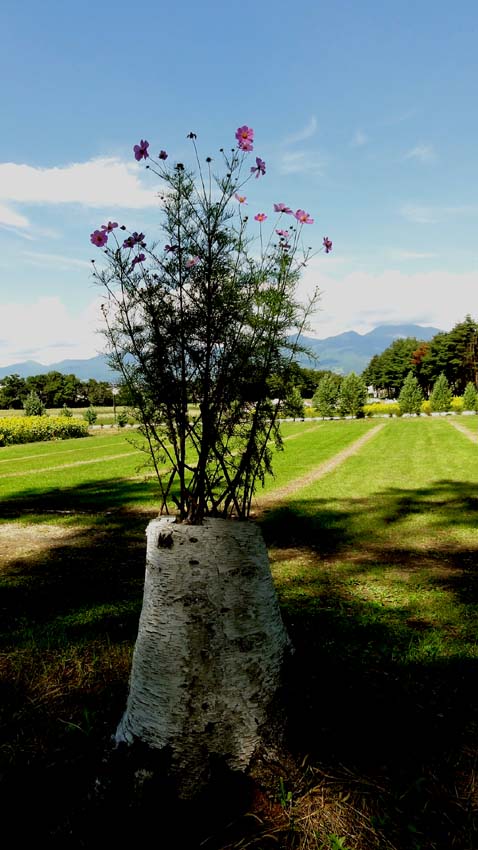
(404, 144, 437, 163)
(283, 117, 318, 145)
(389, 249, 438, 260)
(0, 156, 157, 230)
(351, 129, 368, 147)
(400, 203, 478, 224)
(22, 250, 92, 270)
(278, 150, 327, 177)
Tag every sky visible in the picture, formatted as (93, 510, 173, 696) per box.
(1, 0, 477, 367)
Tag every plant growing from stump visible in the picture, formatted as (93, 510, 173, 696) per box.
(91, 127, 331, 522)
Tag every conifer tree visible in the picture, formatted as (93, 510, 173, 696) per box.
(463, 382, 478, 412)
(430, 372, 453, 412)
(398, 370, 424, 414)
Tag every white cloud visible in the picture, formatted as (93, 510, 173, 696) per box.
(0, 157, 157, 230)
(296, 262, 477, 339)
(278, 150, 327, 176)
(404, 144, 437, 163)
(283, 117, 318, 145)
(0, 202, 29, 229)
(0, 296, 106, 366)
(389, 250, 438, 261)
(400, 203, 478, 224)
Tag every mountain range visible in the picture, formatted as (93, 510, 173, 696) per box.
(0, 324, 442, 382)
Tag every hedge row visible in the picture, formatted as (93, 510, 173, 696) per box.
(0, 416, 89, 446)
(364, 397, 470, 418)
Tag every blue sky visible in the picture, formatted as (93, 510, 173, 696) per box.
(1, 0, 477, 366)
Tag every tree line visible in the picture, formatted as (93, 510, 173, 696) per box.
(362, 315, 478, 397)
(0, 372, 129, 409)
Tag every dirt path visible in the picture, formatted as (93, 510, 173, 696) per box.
(447, 419, 478, 443)
(255, 422, 386, 510)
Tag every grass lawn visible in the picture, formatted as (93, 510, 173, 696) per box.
(0, 417, 477, 848)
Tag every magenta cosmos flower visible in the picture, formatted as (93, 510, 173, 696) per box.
(101, 221, 118, 232)
(234, 193, 247, 204)
(90, 230, 108, 247)
(294, 209, 314, 224)
(131, 253, 146, 267)
(185, 256, 200, 268)
(254, 213, 267, 222)
(123, 232, 146, 249)
(276, 229, 290, 238)
(134, 140, 149, 161)
(323, 237, 333, 253)
(274, 203, 292, 214)
(235, 125, 254, 152)
(159, 150, 168, 160)
(251, 157, 266, 178)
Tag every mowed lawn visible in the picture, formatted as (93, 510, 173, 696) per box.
(1, 416, 477, 849)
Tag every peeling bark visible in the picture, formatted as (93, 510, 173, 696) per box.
(116, 517, 292, 797)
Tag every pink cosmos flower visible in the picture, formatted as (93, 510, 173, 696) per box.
(185, 256, 200, 268)
(133, 140, 149, 161)
(250, 157, 266, 178)
(101, 221, 118, 232)
(159, 150, 168, 160)
(123, 232, 146, 249)
(90, 230, 108, 247)
(234, 193, 247, 204)
(131, 253, 146, 268)
(323, 237, 333, 253)
(276, 229, 290, 238)
(254, 213, 267, 222)
(235, 125, 254, 152)
(274, 203, 293, 214)
(294, 209, 314, 224)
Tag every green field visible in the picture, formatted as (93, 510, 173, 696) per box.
(1, 416, 477, 849)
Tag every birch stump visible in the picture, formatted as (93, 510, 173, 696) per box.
(116, 517, 292, 797)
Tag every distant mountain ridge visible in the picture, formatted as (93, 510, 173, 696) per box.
(297, 324, 442, 374)
(0, 324, 443, 381)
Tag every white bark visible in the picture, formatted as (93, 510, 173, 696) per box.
(116, 517, 291, 796)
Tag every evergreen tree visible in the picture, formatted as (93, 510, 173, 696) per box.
(23, 390, 46, 416)
(430, 373, 453, 412)
(463, 382, 478, 412)
(312, 374, 339, 417)
(398, 371, 424, 414)
(338, 372, 367, 417)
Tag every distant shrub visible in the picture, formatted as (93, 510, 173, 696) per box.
(398, 371, 423, 415)
(60, 404, 73, 418)
(116, 410, 129, 427)
(451, 396, 464, 414)
(84, 407, 98, 425)
(421, 400, 432, 416)
(0, 416, 88, 446)
(363, 402, 400, 417)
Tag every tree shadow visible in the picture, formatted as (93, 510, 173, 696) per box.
(1, 477, 477, 847)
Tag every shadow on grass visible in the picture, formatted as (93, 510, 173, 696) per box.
(0, 477, 477, 847)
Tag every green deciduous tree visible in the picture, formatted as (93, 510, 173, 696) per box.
(312, 373, 340, 417)
(338, 372, 367, 417)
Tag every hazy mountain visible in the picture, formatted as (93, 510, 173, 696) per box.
(0, 324, 443, 381)
(297, 324, 442, 374)
(0, 355, 120, 382)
